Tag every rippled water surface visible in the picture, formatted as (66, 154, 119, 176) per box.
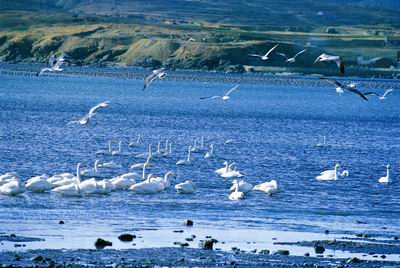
(0, 72, 399, 252)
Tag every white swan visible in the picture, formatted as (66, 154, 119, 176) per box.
(150, 171, 176, 190)
(163, 142, 172, 157)
(204, 144, 214, 159)
(190, 139, 199, 153)
(96, 140, 114, 155)
(51, 163, 83, 188)
(79, 178, 101, 194)
(112, 141, 122, 156)
(159, 140, 169, 154)
(215, 161, 230, 175)
(175, 180, 195, 194)
(254, 180, 279, 195)
(152, 141, 163, 158)
(229, 179, 253, 193)
(135, 144, 153, 159)
(129, 134, 141, 147)
(316, 136, 327, 147)
(52, 183, 81, 197)
(81, 160, 102, 178)
(229, 180, 245, 200)
(0, 178, 26, 196)
(378, 164, 391, 184)
(26, 175, 52, 193)
(129, 165, 163, 194)
(98, 161, 122, 170)
(0, 172, 20, 186)
(316, 164, 348, 181)
(220, 164, 244, 178)
(130, 155, 152, 170)
(95, 179, 113, 194)
(110, 173, 137, 190)
(176, 145, 193, 165)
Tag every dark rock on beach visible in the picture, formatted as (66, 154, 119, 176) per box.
(183, 219, 193, 226)
(95, 238, 112, 249)
(118, 234, 136, 242)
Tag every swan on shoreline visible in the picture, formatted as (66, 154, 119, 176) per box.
(96, 140, 114, 155)
(0, 178, 26, 196)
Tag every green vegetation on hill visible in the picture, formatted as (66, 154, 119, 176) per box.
(0, 0, 399, 76)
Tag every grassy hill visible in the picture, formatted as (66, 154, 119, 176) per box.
(0, 0, 399, 76)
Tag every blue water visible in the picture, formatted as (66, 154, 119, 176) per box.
(0, 72, 400, 248)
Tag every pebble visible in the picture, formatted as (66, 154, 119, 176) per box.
(314, 244, 325, 254)
(118, 234, 136, 242)
(274, 249, 290, 256)
(94, 238, 112, 249)
(184, 219, 193, 226)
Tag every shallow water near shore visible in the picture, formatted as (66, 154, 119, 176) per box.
(0, 68, 400, 262)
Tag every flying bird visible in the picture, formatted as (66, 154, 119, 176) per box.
(200, 85, 239, 101)
(248, 44, 279, 60)
(143, 68, 166, 91)
(68, 101, 111, 125)
(320, 77, 368, 101)
(314, 53, 345, 74)
(37, 54, 66, 76)
(364, 89, 394, 101)
(276, 49, 307, 63)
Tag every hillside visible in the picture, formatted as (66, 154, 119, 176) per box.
(0, 0, 399, 76)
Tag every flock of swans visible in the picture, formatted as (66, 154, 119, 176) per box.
(0, 137, 279, 200)
(0, 135, 393, 199)
(2, 48, 395, 198)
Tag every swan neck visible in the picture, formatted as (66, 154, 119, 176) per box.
(142, 165, 146, 179)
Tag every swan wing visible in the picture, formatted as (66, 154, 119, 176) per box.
(225, 85, 239, 96)
(265, 44, 279, 57)
(293, 49, 307, 58)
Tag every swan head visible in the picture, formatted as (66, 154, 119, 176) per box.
(165, 172, 177, 179)
(232, 179, 238, 184)
(387, 164, 391, 169)
(223, 161, 228, 165)
(335, 163, 341, 169)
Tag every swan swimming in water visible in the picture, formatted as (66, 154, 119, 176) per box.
(316, 136, 327, 148)
(229, 180, 245, 200)
(96, 140, 114, 155)
(176, 145, 193, 165)
(0, 172, 20, 186)
(50, 164, 83, 188)
(52, 183, 81, 197)
(111, 141, 123, 156)
(316, 164, 349, 181)
(215, 161, 230, 175)
(129, 164, 163, 194)
(130, 155, 152, 170)
(254, 180, 279, 195)
(175, 180, 195, 194)
(110, 174, 137, 190)
(204, 144, 214, 159)
(378, 164, 391, 184)
(150, 172, 176, 190)
(98, 161, 122, 170)
(135, 144, 153, 159)
(229, 179, 253, 193)
(81, 160, 102, 178)
(0, 178, 26, 196)
(129, 134, 141, 147)
(220, 164, 244, 178)
(163, 142, 172, 157)
(26, 174, 52, 193)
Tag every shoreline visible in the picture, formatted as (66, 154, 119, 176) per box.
(1, 63, 399, 91)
